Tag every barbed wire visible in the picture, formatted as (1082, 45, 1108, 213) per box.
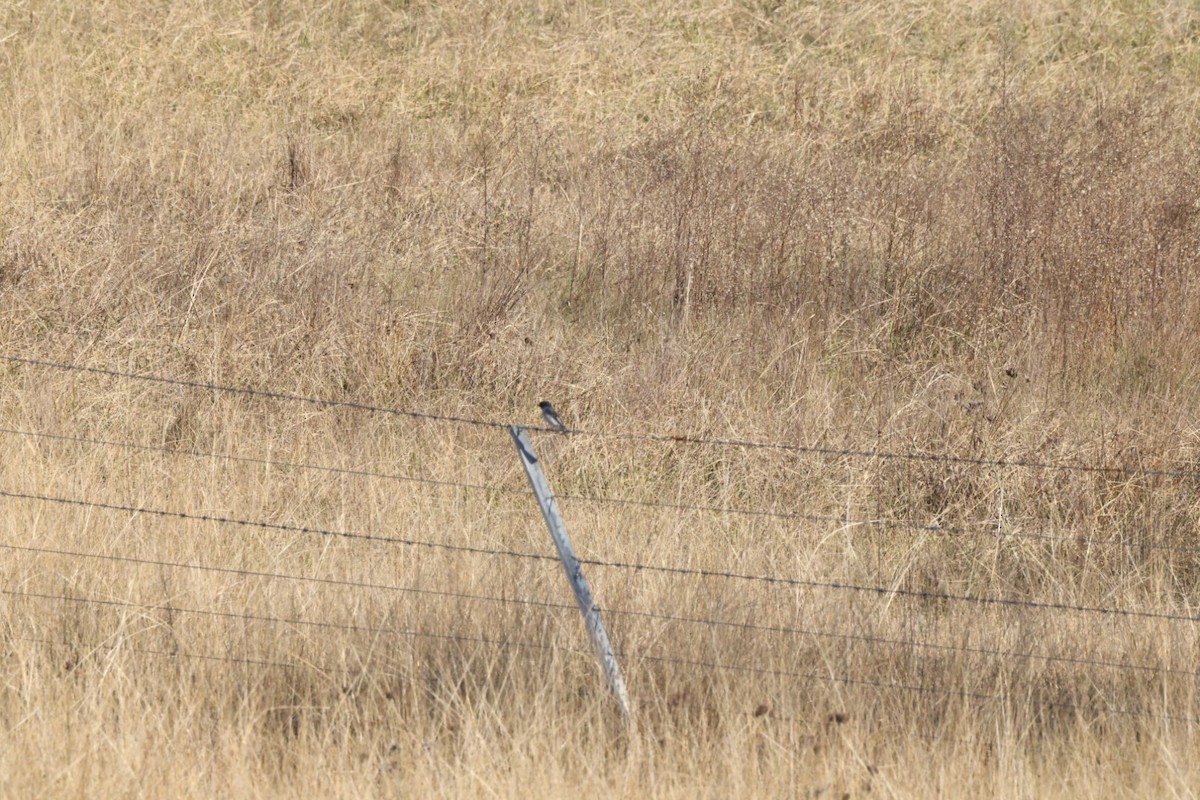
(558, 488, 969, 532)
(5, 486, 1199, 624)
(5, 353, 1198, 479)
(603, 605, 1200, 680)
(9, 588, 1192, 725)
(9, 624, 569, 677)
(558, 492, 1200, 556)
(7, 540, 1192, 681)
(5, 588, 579, 661)
(6, 353, 1197, 727)
(12, 633, 304, 671)
(627, 651, 1198, 725)
(7, 425, 1200, 558)
(581, 551, 1200, 623)
(0, 542, 572, 614)
(0, 486, 560, 564)
(0, 425, 978, 534)
(587, 430, 1200, 480)
(0, 354, 508, 431)
(0, 425, 531, 498)
(0, 425, 973, 534)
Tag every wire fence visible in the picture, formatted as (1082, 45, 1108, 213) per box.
(10, 585, 1196, 726)
(6, 539, 1192, 680)
(5, 353, 1198, 478)
(10, 588, 1195, 725)
(6, 424, 1198, 556)
(3, 352, 1199, 726)
(4, 485, 1195, 623)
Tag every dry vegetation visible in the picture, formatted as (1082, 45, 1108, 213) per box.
(3, 1, 1200, 796)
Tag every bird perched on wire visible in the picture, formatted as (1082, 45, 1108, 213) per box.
(538, 400, 567, 433)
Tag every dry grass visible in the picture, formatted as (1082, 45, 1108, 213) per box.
(3, 1, 1200, 796)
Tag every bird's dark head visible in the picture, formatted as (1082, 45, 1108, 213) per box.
(538, 400, 552, 410)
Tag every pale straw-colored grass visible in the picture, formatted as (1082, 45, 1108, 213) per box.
(3, 1, 1200, 796)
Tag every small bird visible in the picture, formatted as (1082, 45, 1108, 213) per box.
(538, 400, 567, 433)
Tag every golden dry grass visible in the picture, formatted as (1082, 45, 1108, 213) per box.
(3, 1, 1200, 796)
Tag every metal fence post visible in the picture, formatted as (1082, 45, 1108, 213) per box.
(508, 425, 632, 720)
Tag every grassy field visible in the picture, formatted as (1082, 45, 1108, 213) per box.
(3, 1, 1200, 796)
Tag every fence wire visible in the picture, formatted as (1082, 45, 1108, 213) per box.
(6, 352, 1197, 478)
(10, 590, 1192, 726)
(4, 351, 1200, 725)
(18, 423, 1198, 555)
(3, 485, 1198, 623)
(7, 540, 1192, 682)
